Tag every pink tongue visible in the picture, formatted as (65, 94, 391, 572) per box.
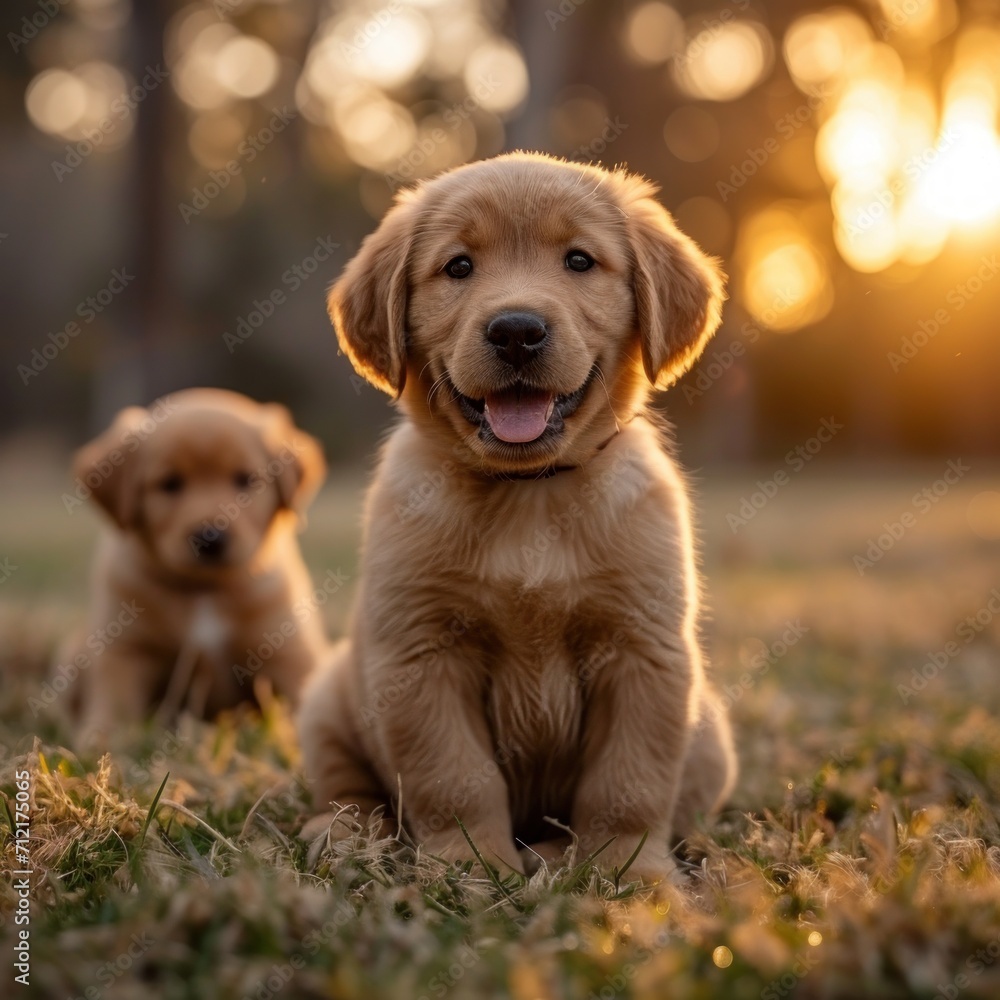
(484, 389, 555, 443)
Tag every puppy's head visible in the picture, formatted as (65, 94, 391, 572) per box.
(331, 152, 725, 474)
(74, 389, 325, 578)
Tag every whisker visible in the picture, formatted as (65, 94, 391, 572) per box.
(593, 364, 622, 431)
(426, 371, 451, 408)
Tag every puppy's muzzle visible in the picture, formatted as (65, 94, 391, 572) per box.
(486, 311, 548, 371)
(189, 527, 228, 563)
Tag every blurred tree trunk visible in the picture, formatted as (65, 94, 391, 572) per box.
(90, 0, 175, 425)
(504, 0, 568, 151)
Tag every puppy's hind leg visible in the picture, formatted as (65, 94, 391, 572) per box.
(297, 641, 392, 843)
(672, 684, 737, 840)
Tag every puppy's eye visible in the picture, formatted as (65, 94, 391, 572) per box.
(444, 256, 473, 279)
(234, 471, 253, 489)
(159, 473, 184, 494)
(565, 250, 594, 272)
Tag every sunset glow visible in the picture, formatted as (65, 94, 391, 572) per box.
(784, 11, 1000, 276)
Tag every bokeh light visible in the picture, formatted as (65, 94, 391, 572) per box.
(674, 196, 732, 255)
(785, 9, 1000, 274)
(215, 36, 281, 99)
(74, 0, 131, 32)
(187, 108, 253, 169)
(672, 20, 773, 102)
(334, 88, 417, 171)
(25, 62, 133, 146)
(663, 105, 719, 162)
(783, 8, 872, 91)
(170, 16, 241, 111)
(623, 2, 684, 65)
(550, 89, 611, 153)
(463, 39, 529, 114)
(737, 205, 833, 331)
(967, 492, 1000, 541)
(914, 123, 1000, 227)
(17, 0, 1000, 344)
(712, 946, 734, 969)
(288, 0, 527, 192)
(875, 0, 957, 45)
(332, 6, 432, 89)
(26, 69, 89, 137)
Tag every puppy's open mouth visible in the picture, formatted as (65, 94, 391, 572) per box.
(452, 366, 598, 445)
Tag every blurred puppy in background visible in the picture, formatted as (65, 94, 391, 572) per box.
(62, 388, 328, 747)
(299, 152, 736, 883)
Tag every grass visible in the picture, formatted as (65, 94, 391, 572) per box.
(1, 461, 1000, 999)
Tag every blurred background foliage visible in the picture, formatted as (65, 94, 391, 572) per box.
(0, 0, 998, 468)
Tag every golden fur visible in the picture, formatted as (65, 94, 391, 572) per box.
(299, 153, 736, 881)
(65, 388, 328, 747)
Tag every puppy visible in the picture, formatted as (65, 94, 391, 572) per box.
(65, 388, 328, 747)
(299, 152, 736, 881)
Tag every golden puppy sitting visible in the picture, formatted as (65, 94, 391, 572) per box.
(65, 388, 328, 747)
(299, 152, 736, 882)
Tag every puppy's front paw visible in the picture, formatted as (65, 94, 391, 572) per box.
(300, 806, 397, 869)
(616, 853, 681, 887)
(300, 804, 394, 844)
(300, 810, 352, 843)
(421, 828, 523, 875)
(519, 837, 573, 875)
(586, 831, 680, 886)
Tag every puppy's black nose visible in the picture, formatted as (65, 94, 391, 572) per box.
(190, 528, 228, 562)
(485, 312, 548, 370)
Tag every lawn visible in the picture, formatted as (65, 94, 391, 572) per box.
(1, 461, 999, 1000)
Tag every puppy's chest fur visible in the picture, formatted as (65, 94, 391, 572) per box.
(143, 592, 255, 715)
(187, 596, 231, 654)
(479, 587, 590, 830)
(379, 434, 673, 828)
(172, 596, 242, 713)
(470, 497, 628, 828)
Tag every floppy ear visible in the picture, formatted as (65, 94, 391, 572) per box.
(261, 404, 327, 518)
(328, 193, 418, 397)
(72, 407, 149, 529)
(624, 181, 727, 390)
